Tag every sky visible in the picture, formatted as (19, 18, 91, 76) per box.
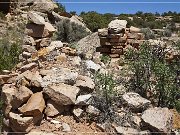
(57, 0, 180, 14)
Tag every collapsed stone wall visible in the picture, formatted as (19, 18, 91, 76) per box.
(97, 20, 144, 58)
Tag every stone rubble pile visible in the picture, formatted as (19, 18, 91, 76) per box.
(0, 7, 179, 134)
(0, 10, 99, 134)
(97, 19, 145, 58)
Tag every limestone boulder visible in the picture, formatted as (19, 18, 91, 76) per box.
(25, 22, 56, 38)
(98, 28, 108, 37)
(44, 100, 65, 117)
(18, 92, 45, 116)
(75, 94, 92, 105)
(24, 71, 43, 87)
(108, 20, 127, 34)
(85, 60, 101, 72)
(31, 0, 58, 13)
(122, 92, 151, 112)
(12, 86, 33, 109)
(9, 112, 43, 132)
(28, 11, 45, 25)
(50, 41, 63, 49)
(129, 26, 141, 33)
(43, 83, 80, 105)
(141, 107, 173, 133)
(41, 68, 78, 87)
(20, 62, 38, 72)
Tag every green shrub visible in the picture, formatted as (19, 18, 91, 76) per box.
(100, 54, 111, 64)
(163, 29, 172, 37)
(125, 42, 180, 111)
(94, 72, 116, 113)
(55, 19, 90, 43)
(0, 29, 22, 72)
(141, 28, 155, 40)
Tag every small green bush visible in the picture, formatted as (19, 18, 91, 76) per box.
(163, 29, 172, 37)
(55, 19, 90, 43)
(100, 54, 111, 64)
(94, 72, 116, 114)
(141, 28, 155, 40)
(125, 42, 180, 111)
(0, 29, 22, 72)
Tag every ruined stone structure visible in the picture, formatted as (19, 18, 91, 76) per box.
(97, 21, 145, 58)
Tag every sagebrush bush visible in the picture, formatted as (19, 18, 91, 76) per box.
(141, 28, 155, 40)
(163, 29, 172, 37)
(0, 28, 22, 72)
(55, 19, 90, 43)
(100, 54, 111, 64)
(93, 72, 117, 122)
(125, 42, 180, 111)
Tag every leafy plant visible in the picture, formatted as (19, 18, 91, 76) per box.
(125, 41, 180, 111)
(94, 72, 116, 117)
(100, 54, 111, 64)
(0, 28, 22, 72)
(55, 19, 90, 43)
(141, 28, 155, 40)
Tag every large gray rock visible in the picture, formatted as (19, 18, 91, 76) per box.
(43, 83, 80, 105)
(9, 112, 42, 132)
(141, 107, 173, 133)
(85, 60, 101, 72)
(122, 92, 151, 112)
(41, 68, 78, 87)
(28, 11, 45, 25)
(18, 92, 45, 116)
(108, 19, 127, 34)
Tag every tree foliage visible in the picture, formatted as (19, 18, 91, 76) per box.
(80, 11, 179, 32)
